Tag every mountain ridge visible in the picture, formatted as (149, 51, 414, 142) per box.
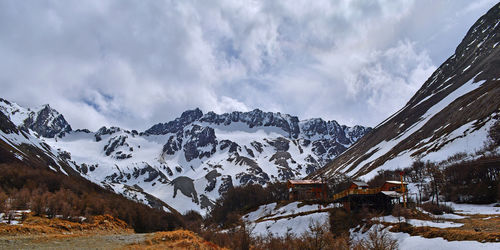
(311, 3, 500, 181)
(0, 98, 371, 214)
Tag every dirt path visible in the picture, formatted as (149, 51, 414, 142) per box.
(0, 233, 151, 250)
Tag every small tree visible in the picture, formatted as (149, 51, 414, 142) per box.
(327, 172, 351, 195)
(297, 220, 340, 250)
(426, 162, 444, 206)
(0, 191, 8, 214)
(410, 160, 426, 205)
(391, 204, 411, 228)
(487, 119, 500, 147)
(360, 225, 398, 250)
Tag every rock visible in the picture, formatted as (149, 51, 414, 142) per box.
(171, 176, 199, 204)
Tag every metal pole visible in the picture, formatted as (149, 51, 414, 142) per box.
(400, 172, 406, 208)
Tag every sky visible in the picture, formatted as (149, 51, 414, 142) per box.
(0, 0, 497, 131)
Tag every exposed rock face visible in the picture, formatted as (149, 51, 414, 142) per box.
(22, 105, 72, 138)
(183, 125, 217, 162)
(312, 3, 500, 180)
(0, 100, 72, 138)
(204, 170, 221, 192)
(171, 176, 199, 204)
(200, 109, 301, 138)
(0, 110, 19, 134)
(144, 108, 203, 135)
(218, 175, 233, 195)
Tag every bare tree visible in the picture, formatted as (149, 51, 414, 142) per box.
(426, 162, 444, 206)
(410, 160, 426, 204)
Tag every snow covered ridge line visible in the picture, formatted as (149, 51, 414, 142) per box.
(0, 98, 371, 215)
(314, 2, 500, 180)
(138, 107, 372, 142)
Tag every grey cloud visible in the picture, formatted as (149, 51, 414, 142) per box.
(0, 0, 496, 130)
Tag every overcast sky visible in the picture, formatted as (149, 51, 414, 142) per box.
(0, 0, 497, 131)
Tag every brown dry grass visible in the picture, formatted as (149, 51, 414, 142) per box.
(0, 214, 132, 237)
(389, 213, 500, 242)
(125, 230, 225, 250)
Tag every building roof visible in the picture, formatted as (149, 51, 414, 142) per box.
(385, 180, 408, 185)
(288, 179, 324, 185)
(380, 191, 401, 198)
(352, 181, 369, 187)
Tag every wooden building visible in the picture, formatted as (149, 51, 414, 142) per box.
(349, 181, 369, 190)
(287, 180, 327, 200)
(380, 180, 408, 192)
(332, 180, 408, 212)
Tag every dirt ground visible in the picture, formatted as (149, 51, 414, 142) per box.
(0, 233, 151, 250)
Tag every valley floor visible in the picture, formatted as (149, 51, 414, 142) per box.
(0, 233, 150, 250)
(0, 213, 223, 250)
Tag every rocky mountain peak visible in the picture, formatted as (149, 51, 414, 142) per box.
(180, 108, 203, 121)
(0, 99, 72, 138)
(25, 104, 72, 138)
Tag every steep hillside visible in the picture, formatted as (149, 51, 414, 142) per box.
(313, 3, 500, 180)
(0, 115, 184, 233)
(0, 100, 370, 214)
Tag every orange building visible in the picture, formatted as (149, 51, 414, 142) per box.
(287, 180, 327, 200)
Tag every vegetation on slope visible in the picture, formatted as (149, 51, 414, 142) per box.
(0, 161, 184, 233)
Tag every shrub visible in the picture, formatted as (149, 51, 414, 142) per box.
(420, 202, 453, 215)
(329, 208, 366, 236)
(391, 204, 411, 225)
(359, 225, 398, 250)
(183, 210, 203, 233)
(441, 156, 499, 204)
(487, 119, 500, 147)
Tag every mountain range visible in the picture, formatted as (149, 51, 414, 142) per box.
(0, 100, 370, 214)
(1, 3, 499, 216)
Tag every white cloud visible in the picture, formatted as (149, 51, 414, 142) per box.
(0, 0, 495, 130)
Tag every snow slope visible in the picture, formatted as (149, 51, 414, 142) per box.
(0, 99, 370, 215)
(314, 3, 500, 180)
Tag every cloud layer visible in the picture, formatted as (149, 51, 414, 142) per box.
(0, 0, 496, 130)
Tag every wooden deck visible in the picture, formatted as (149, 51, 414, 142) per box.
(331, 187, 382, 201)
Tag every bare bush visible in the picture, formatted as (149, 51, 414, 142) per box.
(359, 225, 398, 250)
(420, 202, 453, 215)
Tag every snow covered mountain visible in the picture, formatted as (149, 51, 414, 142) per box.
(312, 3, 500, 181)
(0, 99, 370, 214)
(0, 98, 72, 138)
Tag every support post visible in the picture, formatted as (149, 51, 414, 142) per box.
(400, 172, 406, 208)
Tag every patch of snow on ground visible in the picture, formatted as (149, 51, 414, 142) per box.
(449, 203, 500, 215)
(373, 216, 463, 228)
(407, 219, 463, 228)
(244, 202, 336, 222)
(250, 212, 330, 238)
(243, 203, 277, 222)
(351, 224, 500, 250)
(435, 213, 467, 220)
